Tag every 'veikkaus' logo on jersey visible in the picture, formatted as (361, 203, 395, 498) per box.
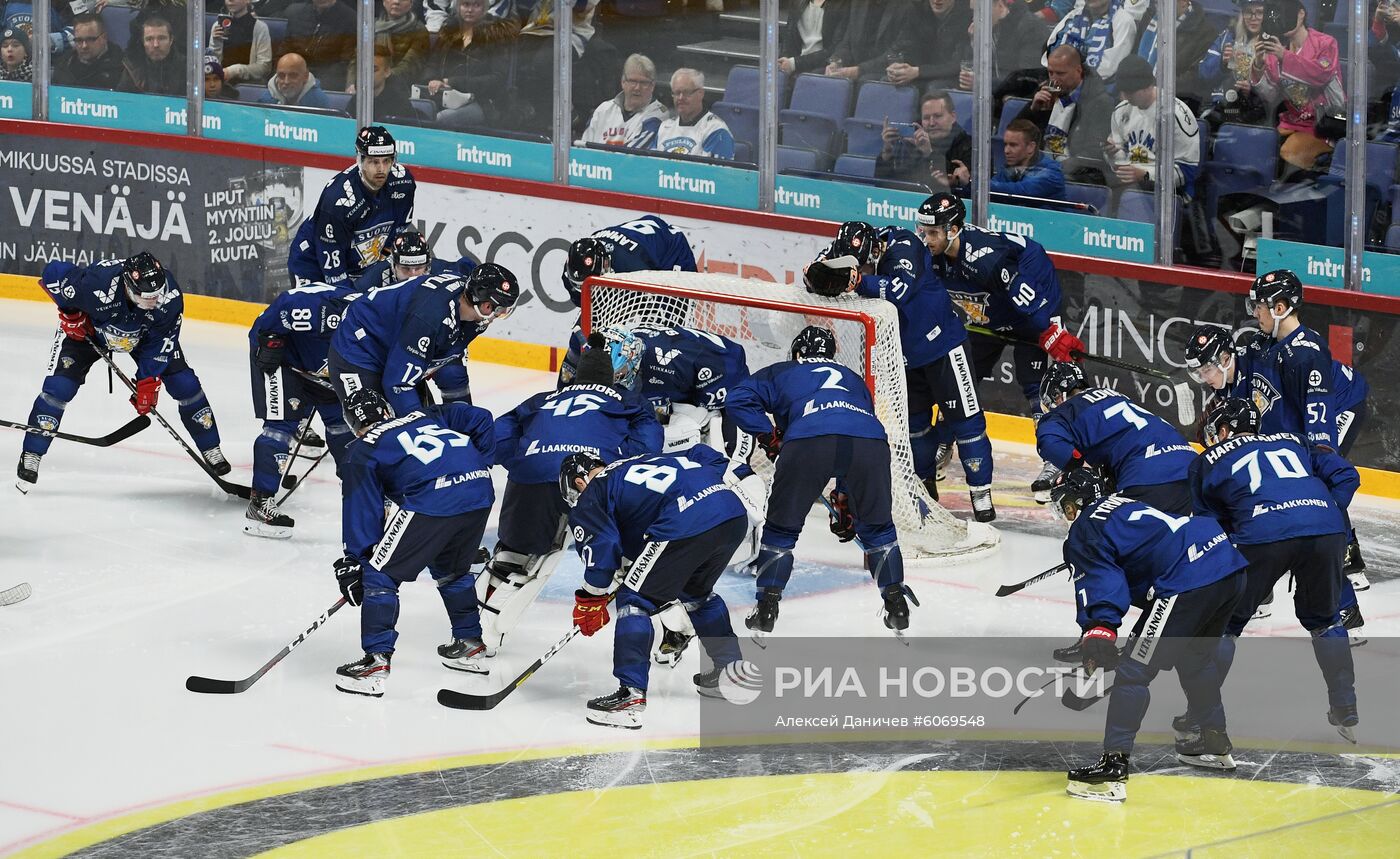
(654, 347, 681, 366)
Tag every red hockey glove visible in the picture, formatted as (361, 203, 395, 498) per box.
(573, 589, 611, 636)
(755, 427, 783, 462)
(828, 490, 856, 542)
(1080, 625, 1119, 673)
(1039, 322, 1085, 363)
(130, 376, 162, 415)
(58, 309, 93, 342)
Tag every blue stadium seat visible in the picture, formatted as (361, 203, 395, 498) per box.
(1063, 182, 1109, 216)
(777, 145, 821, 173)
(842, 81, 916, 157)
(841, 119, 885, 157)
(1385, 224, 1400, 250)
(321, 90, 353, 115)
(100, 6, 138, 51)
(411, 98, 436, 121)
(1202, 123, 1277, 225)
(998, 97, 1029, 139)
(236, 83, 264, 102)
(1321, 141, 1398, 245)
(948, 90, 972, 133)
(1114, 188, 1155, 223)
(778, 73, 853, 161)
(712, 102, 759, 151)
(833, 154, 877, 179)
(263, 17, 288, 50)
(721, 65, 760, 106)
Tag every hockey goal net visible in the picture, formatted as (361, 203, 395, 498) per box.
(583, 271, 999, 562)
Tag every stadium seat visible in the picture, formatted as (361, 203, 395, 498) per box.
(712, 102, 759, 152)
(842, 81, 916, 157)
(411, 98, 436, 121)
(1320, 141, 1398, 245)
(263, 17, 289, 50)
(841, 119, 885, 157)
(1114, 188, 1155, 223)
(721, 65, 760, 106)
(100, 6, 138, 51)
(236, 83, 264, 102)
(777, 145, 821, 173)
(833, 154, 878, 179)
(321, 90, 354, 115)
(1385, 223, 1400, 250)
(1063, 182, 1109, 216)
(778, 74, 852, 161)
(998, 97, 1029, 139)
(948, 90, 972, 133)
(1202, 123, 1277, 225)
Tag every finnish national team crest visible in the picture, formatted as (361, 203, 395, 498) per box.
(102, 330, 141, 353)
(60, 357, 75, 370)
(193, 407, 215, 430)
(288, 398, 301, 412)
(948, 290, 991, 326)
(36, 415, 58, 431)
(1249, 376, 1280, 416)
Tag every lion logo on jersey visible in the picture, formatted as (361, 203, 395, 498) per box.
(1248, 375, 1280, 417)
(947, 289, 991, 326)
(353, 232, 390, 266)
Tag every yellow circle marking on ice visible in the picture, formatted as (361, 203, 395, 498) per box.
(252, 770, 1400, 858)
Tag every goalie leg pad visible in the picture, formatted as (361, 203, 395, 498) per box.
(478, 548, 564, 650)
(725, 472, 768, 569)
(662, 403, 710, 454)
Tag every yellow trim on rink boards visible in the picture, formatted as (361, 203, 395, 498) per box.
(250, 771, 1400, 859)
(2, 277, 1397, 500)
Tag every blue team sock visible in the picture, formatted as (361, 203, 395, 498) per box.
(252, 422, 297, 494)
(613, 604, 655, 691)
(1102, 659, 1154, 754)
(687, 592, 741, 668)
(434, 568, 483, 640)
(360, 569, 403, 654)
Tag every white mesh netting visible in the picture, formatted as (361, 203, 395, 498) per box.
(585, 271, 999, 562)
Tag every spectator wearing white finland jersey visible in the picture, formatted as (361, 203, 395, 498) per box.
(653, 68, 735, 161)
(1104, 55, 1200, 197)
(580, 53, 670, 150)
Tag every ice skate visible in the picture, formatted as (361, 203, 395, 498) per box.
(438, 637, 489, 674)
(1053, 640, 1083, 663)
(586, 685, 646, 729)
(1341, 604, 1366, 647)
(1176, 729, 1236, 770)
(745, 588, 781, 642)
(934, 443, 953, 481)
(1066, 752, 1128, 803)
(201, 446, 232, 476)
(654, 628, 693, 667)
(694, 667, 722, 697)
(970, 486, 996, 522)
(243, 491, 294, 539)
(15, 452, 39, 494)
(335, 652, 390, 697)
(1171, 712, 1201, 744)
(297, 419, 326, 449)
(1251, 590, 1273, 620)
(882, 584, 919, 638)
(1032, 461, 1060, 503)
(1328, 703, 1358, 744)
(1343, 538, 1368, 591)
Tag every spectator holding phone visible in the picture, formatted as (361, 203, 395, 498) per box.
(1250, 0, 1344, 172)
(209, 0, 271, 86)
(1197, 0, 1270, 126)
(876, 90, 972, 190)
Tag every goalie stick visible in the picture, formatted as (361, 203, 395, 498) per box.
(0, 414, 151, 447)
(90, 340, 252, 499)
(964, 324, 1197, 425)
(185, 596, 347, 694)
(0, 582, 32, 607)
(995, 562, 1071, 597)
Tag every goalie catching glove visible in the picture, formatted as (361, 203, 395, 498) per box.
(573, 589, 610, 636)
(334, 555, 363, 607)
(1038, 322, 1085, 364)
(828, 490, 855, 542)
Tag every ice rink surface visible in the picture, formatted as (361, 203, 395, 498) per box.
(1, 298, 1397, 857)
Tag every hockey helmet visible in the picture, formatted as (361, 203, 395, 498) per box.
(390, 232, 432, 268)
(1247, 269, 1302, 318)
(344, 387, 394, 436)
(559, 451, 606, 507)
(1039, 361, 1088, 413)
(565, 237, 612, 288)
(791, 325, 838, 361)
(122, 251, 168, 309)
(1202, 396, 1260, 446)
(1048, 466, 1110, 524)
(803, 253, 859, 297)
(465, 263, 520, 320)
(1183, 324, 1236, 387)
(355, 125, 396, 159)
(832, 221, 882, 267)
(587, 325, 644, 389)
(916, 192, 966, 230)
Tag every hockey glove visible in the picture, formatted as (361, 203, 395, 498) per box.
(573, 589, 611, 636)
(334, 555, 364, 607)
(130, 376, 162, 416)
(1038, 322, 1085, 363)
(58, 309, 94, 342)
(828, 490, 856, 542)
(254, 331, 287, 373)
(756, 427, 783, 462)
(1079, 625, 1119, 673)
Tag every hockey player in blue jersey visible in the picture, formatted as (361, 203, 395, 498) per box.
(329, 264, 519, 415)
(815, 220, 997, 521)
(245, 281, 359, 539)
(1189, 397, 1361, 741)
(477, 334, 663, 654)
(726, 326, 916, 636)
(18, 253, 229, 492)
(353, 231, 478, 292)
(561, 446, 747, 728)
(558, 215, 697, 384)
(331, 388, 497, 697)
(1246, 270, 1334, 449)
(1037, 362, 1197, 515)
(917, 192, 1083, 494)
(288, 126, 417, 287)
(1051, 468, 1248, 803)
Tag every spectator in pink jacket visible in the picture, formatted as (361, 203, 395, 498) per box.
(1249, 0, 1344, 171)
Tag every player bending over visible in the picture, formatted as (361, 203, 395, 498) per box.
(354, 230, 478, 291)
(1189, 397, 1360, 741)
(19, 253, 228, 492)
(480, 333, 663, 654)
(561, 446, 747, 729)
(332, 389, 496, 698)
(1052, 468, 1248, 803)
(726, 325, 916, 636)
(1037, 361, 1197, 515)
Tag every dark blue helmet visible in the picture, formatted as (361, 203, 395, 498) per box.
(390, 232, 432, 269)
(916, 192, 965, 229)
(565, 237, 611, 288)
(1203, 396, 1261, 446)
(1048, 466, 1110, 522)
(791, 325, 837, 361)
(344, 388, 393, 435)
(1248, 269, 1303, 313)
(832, 221, 881, 267)
(466, 263, 520, 319)
(355, 125, 396, 158)
(559, 452, 605, 507)
(1039, 361, 1088, 413)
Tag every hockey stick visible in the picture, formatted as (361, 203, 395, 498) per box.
(185, 596, 348, 694)
(995, 562, 1071, 597)
(275, 447, 329, 506)
(281, 423, 308, 491)
(0, 582, 32, 607)
(90, 341, 252, 499)
(1062, 683, 1113, 711)
(0, 414, 150, 447)
(438, 622, 585, 711)
(964, 324, 1197, 425)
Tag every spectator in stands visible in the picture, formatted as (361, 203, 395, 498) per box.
(961, 0, 1052, 98)
(989, 118, 1067, 198)
(1197, 0, 1270, 126)
(824, 0, 911, 82)
(258, 51, 331, 108)
(52, 13, 135, 91)
(1019, 44, 1115, 183)
(127, 15, 184, 95)
(579, 52, 670, 149)
(351, 44, 416, 121)
(424, 0, 520, 129)
(1250, 0, 1344, 172)
(887, 0, 973, 89)
(209, 0, 272, 86)
(2, 1, 75, 55)
(205, 57, 236, 100)
(1133, 0, 1215, 109)
(876, 90, 972, 190)
(0, 25, 31, 82)
(1370, 0, 1400, 85)
(283, 0, 356, 88)
(345, 0, 431, 93)
(779, 0, 849, 76)
(1044, 0, 1138, 83)
(513, 0, 609, 134)
(654, 68, 735, 159)
(126, 0, 186, 62)
(1039, 0, 1149, 27)
(1105, 54, 1201, 194)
